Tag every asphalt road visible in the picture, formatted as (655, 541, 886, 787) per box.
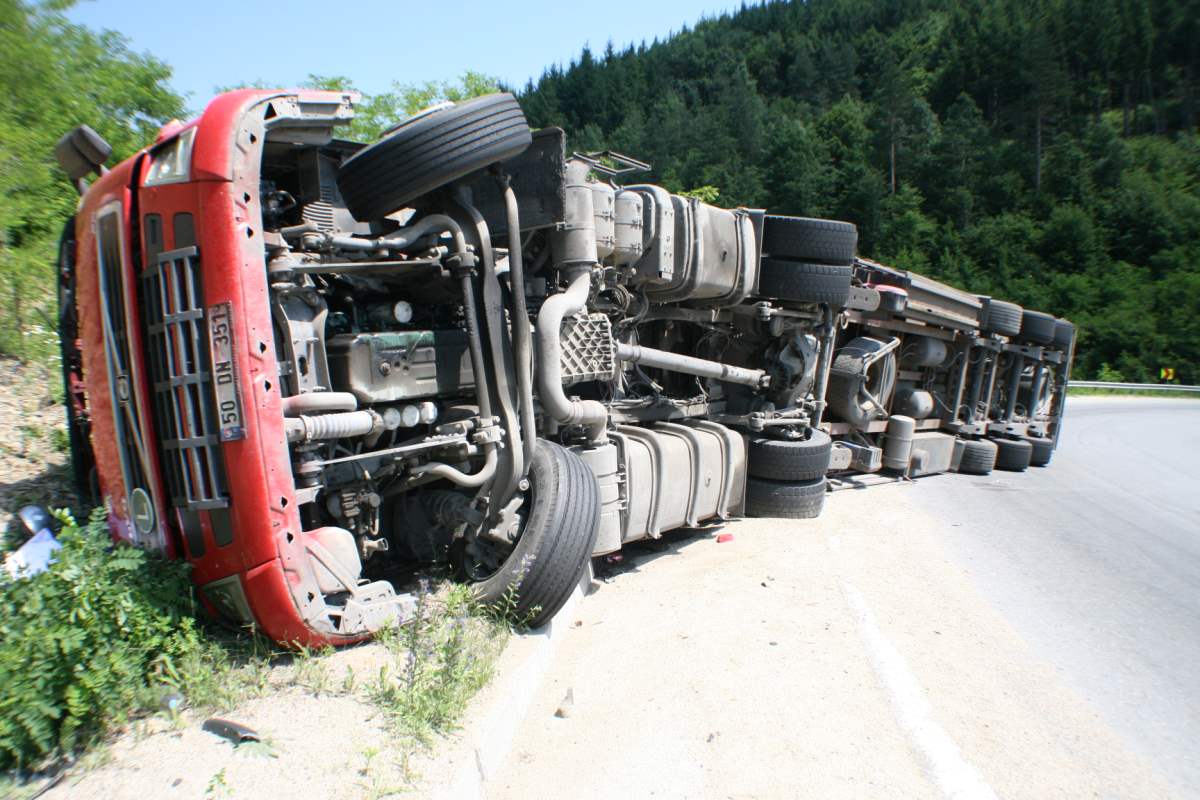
(918, 396, 1200, 796)
(489, 397, 1200, 799)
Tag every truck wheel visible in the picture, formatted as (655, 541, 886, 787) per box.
(337, 93, 532, 221)
(746, 476, 827, 519)
(57, 219, 95, 500)
(1053, 318, 1075, 349)
(978, 297, 1023, 337)
(1020, 309, 1057, 345)
(993, 438, 1033, 472)
(748, 429, 832, 482)
(1027, 437, 1054, 467)
(760, 216, 857, 265)
(758, 258, 852, 307)
(458, 439, 599, 627)
(957, 438, 998, 475)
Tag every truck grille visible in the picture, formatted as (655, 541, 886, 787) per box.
(142, 246, 229, 512)
(96, 210, 152, 500)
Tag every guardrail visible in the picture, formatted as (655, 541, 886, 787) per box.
(1069, 381, 1200, 393)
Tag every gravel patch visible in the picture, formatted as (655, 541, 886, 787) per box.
(0, 358, 79, 538)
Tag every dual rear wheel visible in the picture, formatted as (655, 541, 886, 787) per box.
(745, 429, 832, 519)
(757, 216, 857, 308)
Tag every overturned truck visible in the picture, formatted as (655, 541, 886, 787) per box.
(54, 90, 1075, 645)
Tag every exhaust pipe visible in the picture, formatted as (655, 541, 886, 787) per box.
(536, 270, 608, 442)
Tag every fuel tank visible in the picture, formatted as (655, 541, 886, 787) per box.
(574, 420, 746, 555)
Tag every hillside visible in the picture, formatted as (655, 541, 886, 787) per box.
(518, 0, 1200, 383)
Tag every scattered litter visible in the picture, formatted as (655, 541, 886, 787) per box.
(18, 505, 53, 537)
(4, 529, 60, 578)
(554, 688, 575, 718)
(769, 641, 778, 646)
(202, 718, 261, 745)
(716, 533, 734, 543)
(603, 553, 624, 565)
(160, 692, 184, 712)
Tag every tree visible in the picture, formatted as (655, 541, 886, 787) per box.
(300, 71, 499, 142)
(0, 0, 185, 360)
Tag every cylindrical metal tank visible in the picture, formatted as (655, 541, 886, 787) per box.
(590, 181, 615, 261)
(613, 189, 644, 267)
(573, 442, 623, 555)
(883, 414, 915, 471)
(588, 421, 746, 547)
(551, 159, 598, 269)
(893, 387, 935, 419)
(902, 337, 949, 368)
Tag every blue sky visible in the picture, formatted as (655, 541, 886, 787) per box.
(67, 0, 748, 112)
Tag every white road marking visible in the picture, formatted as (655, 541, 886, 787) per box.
(843, 582, 999, 800)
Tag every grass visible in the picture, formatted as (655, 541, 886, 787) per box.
(1067, 386, 1199, 399)
(0, 511, 513, 794)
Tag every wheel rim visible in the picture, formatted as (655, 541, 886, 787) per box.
(459, 488, 529, 582)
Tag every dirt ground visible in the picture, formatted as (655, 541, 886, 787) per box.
(40, 646, 427, 800)
(0, 358, 79, 539)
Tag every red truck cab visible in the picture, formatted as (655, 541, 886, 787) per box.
(63, 90, 404, 646)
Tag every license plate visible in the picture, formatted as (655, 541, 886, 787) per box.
(207, 302, 245, 442)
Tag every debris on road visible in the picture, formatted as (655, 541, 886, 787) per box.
(201, 718, 261, 746)
(4, 506, 61, 578)
(554, 689, 575, 719)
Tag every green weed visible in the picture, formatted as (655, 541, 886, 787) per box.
(1068, 386, 1198, 399)
(366, 582, 507, 745)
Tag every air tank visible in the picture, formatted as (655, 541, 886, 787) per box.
(902, 337, 949, 368)
(883, 414, 915, 471)
(551, 159, 598, 269)
(590, 181, 616, 261)
(893, 387, 935, 419)
(613, 189, 644, 266)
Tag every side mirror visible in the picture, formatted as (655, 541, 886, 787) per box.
(54, 125, 112, 189)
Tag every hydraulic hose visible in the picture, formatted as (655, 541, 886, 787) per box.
(500, 179, 536, 470)
(536, 270, 608, 442)
(280, 392, 357, 417)
(458, 195, 524, 501)
(411, 213, 499, 488)
(411, 446, 498, 488)
(325, 213, 469, 254)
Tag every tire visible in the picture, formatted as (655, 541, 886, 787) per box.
(57, 219, 94, 499)
(337, 93, 533, 221)
(1020, 309, 1057, 345)
(993, 437, 1033, 472)
(746, 476, 827, 519)
(978, 297, 1023, 337)
(463, 440, 600, 627)
(1053, 318, 1075, 349)
(957, 438, 997, 475)
(1027, 437, 1054, 467)
(758, 258, 852, 306)
(760, 216, 857, 265)
(748, 429, 832, 482)
(827, 337, 897, 429)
